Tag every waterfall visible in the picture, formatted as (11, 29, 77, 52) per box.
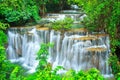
(7, 26, 112, 77)
(7, 27, 49, 73)
(48, 30, 112, 77)
(7, 11, 113, 77)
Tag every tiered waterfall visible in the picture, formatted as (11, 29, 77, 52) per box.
(7, 11, 112, 77)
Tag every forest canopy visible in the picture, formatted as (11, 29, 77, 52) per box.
(0, 0, 120, 80)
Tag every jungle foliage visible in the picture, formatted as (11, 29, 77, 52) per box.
(0, 0, 120, 79)
(0, 0, 40, 26)
(0, 22, 25, 80)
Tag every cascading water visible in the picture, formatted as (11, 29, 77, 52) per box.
(48, 30, 112, 77)
(7, 27, 49, 73)
(7, 10, 113, 78)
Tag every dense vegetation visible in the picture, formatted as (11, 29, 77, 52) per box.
(0, 22, 25, 80)
(52, 17, 74, 31)
(0, 0, 41, 26)
(0, 0, 120, 80)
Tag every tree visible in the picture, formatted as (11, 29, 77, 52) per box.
(0, 0, 40, 26)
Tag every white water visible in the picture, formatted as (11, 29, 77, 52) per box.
(7, 10, 112, 77)
(7, 27, 49, 73)
(7, 27, 113, 77)
(42, 13, 85, 23)
(48, 31, 112, 76)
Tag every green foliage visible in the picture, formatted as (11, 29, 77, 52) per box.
(25, 65, 63, 80)
(0, 22, 25, 80)
(72, 0, 109, 31)
(109, 54, 120, 76)
(0, 22, 9, 30)
(52, 17, 74, 31)
(0, 22, 9, 80)
(116, 73, 120, 80)
(36, 43, 54, 70)
(0, 22, 8, 66)
(25, 43, 62, 80)
(62, 68, 104, 80)
(25, 43, 63, 80)
(108, 54, 120, 79)
(36, 64, 62, 80)
(10, 66, 25, 80)
(0, 0, 40, 26)
(0, 46, 6, 79)
(0, 22, 9, 47)
(62, 69, 76, 80)
(86, 68, 104, 80)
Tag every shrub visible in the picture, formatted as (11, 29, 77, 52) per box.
(0, 0, 40, 26)
(52, 17, 74, 32)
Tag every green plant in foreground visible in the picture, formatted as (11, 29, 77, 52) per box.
(116, 73, 120, 80)
(0, 22, 9, 79)
(26, 43, 63, 80)
(62, 68, 104, 80)
(10, 66, 25, 80)
(36, 43, 54, 70)
(0, 22, 25, 80)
